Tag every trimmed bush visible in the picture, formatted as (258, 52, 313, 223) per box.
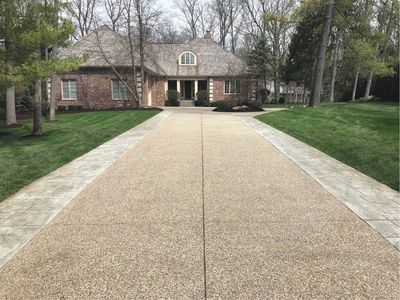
(195, 90, 211, 107)
(56, 105, 83, 112)
(166, 90, 180, 106)
(213, 100, 238, 111)
(213, 99, 263, 112)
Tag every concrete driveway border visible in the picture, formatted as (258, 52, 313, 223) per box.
(240, 116, 400, 250)
(0, 111, 171, 269)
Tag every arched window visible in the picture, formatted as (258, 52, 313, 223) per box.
(180, 52, 196, 65)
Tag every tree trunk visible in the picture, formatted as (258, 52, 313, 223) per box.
(329, 38, 339, 102)
(310, 1, 334, 107)
(49, 74, 57, 121)
(136, 0, 145, 107)
(33, 79, 42, 136)
(32, 0, 42, 136)
(49, 0, 59, 121)
(6, 85, 17, 125)
(273, 76, 280, 103)
(364, 71, 373, 98)
(352, 67, 360, 101)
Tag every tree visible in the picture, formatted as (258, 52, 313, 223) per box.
(0, 0, 22, 126)
(9, 0, 84, 135)
(364, 0, 399, 97)
(174, 0, 204, 39)
(263, 0, 296, 103)
(283, 1, 324, 103)
(69, 0, 98, 39)
(103, 0, 124, 32)
(309, 1, 334, 107)
(247, 35, 271, 101)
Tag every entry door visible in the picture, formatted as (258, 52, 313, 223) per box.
(185, 80, 192, 100)
(184, 81, 193, 100)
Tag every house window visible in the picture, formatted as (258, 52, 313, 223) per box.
(112, 80, 128, 100)
(62, 80, 77, 100)
(180, 52, 196, 65)
(224, 80, 241, 94)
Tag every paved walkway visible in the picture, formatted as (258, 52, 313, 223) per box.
(0, 109, 399, 298)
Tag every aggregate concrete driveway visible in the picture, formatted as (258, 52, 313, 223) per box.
(0, 108, 399, 299)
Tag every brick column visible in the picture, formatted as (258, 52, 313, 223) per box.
(194, 80, 198, 100)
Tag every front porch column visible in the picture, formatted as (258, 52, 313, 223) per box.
(164, 80, 168, 100)
(209, 79, 214, 102)
(177, 79, 181, 95)
(194, 80, 198, 100)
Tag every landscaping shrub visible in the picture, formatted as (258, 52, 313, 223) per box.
(166, 90, 180, 106)
(195, 90, 212, 106)
(213, 100, 238, 111)
(242, 99, 264, 111)
(15, 89, 33, 113)
(213, 99, 263, 112)
(56, 105, 83, 112)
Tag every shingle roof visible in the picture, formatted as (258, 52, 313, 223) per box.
(60, 26, 247, 77)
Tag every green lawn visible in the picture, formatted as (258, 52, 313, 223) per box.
(256, 102, 399, 190)
(0, 110, 159, 202)
(262, 102, 308, 108)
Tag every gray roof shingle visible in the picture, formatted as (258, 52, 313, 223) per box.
(60, 26, 246, 77)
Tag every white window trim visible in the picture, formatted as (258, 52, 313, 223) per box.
(179, 51, 197, 66)
(224, 79, 241, 95)
(111, 79, 128, 100)
(61, 79, 77, 100)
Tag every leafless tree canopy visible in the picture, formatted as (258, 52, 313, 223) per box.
(69, 0, 98, 39)
(103, 0, 124, 32)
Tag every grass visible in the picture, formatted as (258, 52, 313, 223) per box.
(0, 110, 159, 202)
(256, 102, 399, 191)
(262, 102, 308, 108)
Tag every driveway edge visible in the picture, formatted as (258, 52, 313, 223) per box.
(0, 111, 171, 269)
(240, 116, 400, 250)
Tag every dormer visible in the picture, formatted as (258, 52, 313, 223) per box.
(179, 51, 197, 66)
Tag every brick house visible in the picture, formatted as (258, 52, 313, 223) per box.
(56, 26, 255, 109)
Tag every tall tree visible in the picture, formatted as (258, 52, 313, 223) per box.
(12, 0, 84, 135)
(49, 0, 60, 121)
(32, 0, 42, 135)
(174, 0, 204, 39)
(0, 0, 20, 125)
(310, 0, 334, 107)
(329, 31, 340, 102)
(103, 0, 124, 32)
(364, 0, 398, 97)
(284, 3, 323, 103)
(263, 0, 296, 102)
(69, 0, 98, 39)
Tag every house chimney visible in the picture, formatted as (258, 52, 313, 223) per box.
(204, 30, 212, 39)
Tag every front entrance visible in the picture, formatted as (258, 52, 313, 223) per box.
(180, 81, 194, 100)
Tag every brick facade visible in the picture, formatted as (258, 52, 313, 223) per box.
(212, 78, 251, 102)
(56, 68, 166, 109)
(56, 68, 254, 109)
